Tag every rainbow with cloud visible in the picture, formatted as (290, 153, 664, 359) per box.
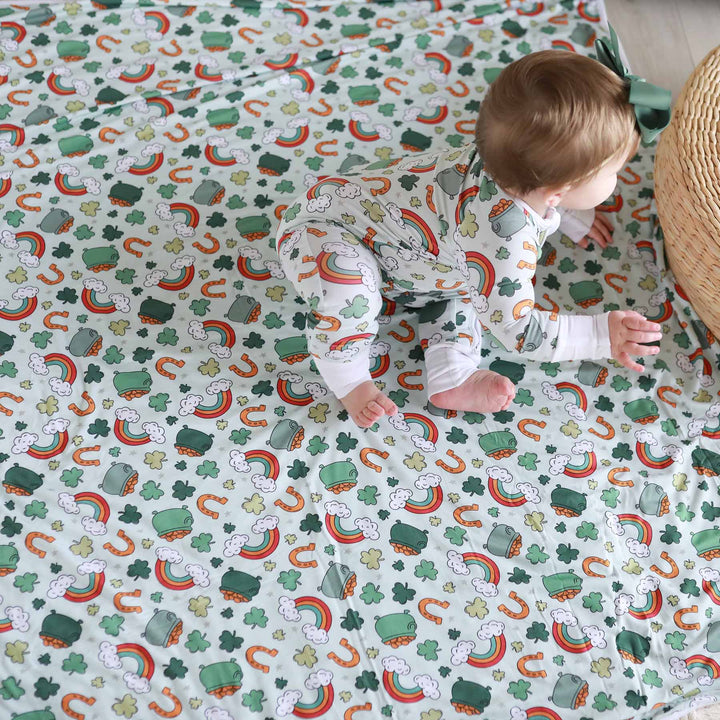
(618, 513, 653, 546)
(462, 552, 500, 586)
(325, 513, 364, 544)
(117, 642, 155, 680)
(552, 622, 593, 654)
(155, 560, 195, 591)
(383, 671, 425, 702)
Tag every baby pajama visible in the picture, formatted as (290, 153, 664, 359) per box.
(275, 143, 611, 399)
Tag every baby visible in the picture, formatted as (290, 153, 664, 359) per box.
(275, 49, 665, 428)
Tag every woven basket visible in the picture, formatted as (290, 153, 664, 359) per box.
(655, 44, 720, 339)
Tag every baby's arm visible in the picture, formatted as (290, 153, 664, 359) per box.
(608, 310, 662, 372)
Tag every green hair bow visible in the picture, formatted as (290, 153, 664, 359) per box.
(594, 24, 672, 145)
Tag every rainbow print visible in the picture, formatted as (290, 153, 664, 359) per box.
(193, 389, 233, 419)
(0, 294, 37, 320)
(81, 288, 116, 314)
(525, 708, 563, 720)
(563, 450, 597, 479)
(0, 174, 11, 197)
(119, 63, 156, 83)
(147, 96, 174, 118)
(244, 449, 280, 480)
(195, 62, 223, 82)
(465, 251, 495, 297)
(292, 684, 334, 718)
(552, 622, 593, 653)
(401, 209, 439, 256)
(405, 158, 437, 174)
(404, 413, 439, 444)
(702, 417, 720, 440)
(424, 52, 452, 76)
(205, 143, 238, 166)
(295, 596, 332, 631)
(618, 514, 653, 545)
(0, 124, 24, 148)
(628, 589, 662, 620)
(169, 203, 200, 229)
(155, 560, 195, 590)
(0, 616, 13, 633)
(686, 655, 720, 681)
(117, 643, 156, 679)
(551, 39, 576, 51)
(688, 348, 713, 378)
(316, 251, 364, 285)
(282, 7, 309, 26)
(578, 1, 600, 22)
(417, 104, 448, 125)
(202, 320, 236, 349)
(157, 264, 194, 291)
(277, 377, 314, 406)
(54, 171, 87, 195)
(383, 671, 425, 702)
(462, 553, 500, 585)
(287, 69, 314, 96)
(144, 10, 171, 35)
(275, 123, 310, 148)
(239, 527, 280, 559)
(405, 486, 443, 514)
(44, 353, 77, 384)
(555, 382, 588, 412)
(114, 418, 151, 445)
(27, 430, 69, 459)
(517, 3, 545, 15)
(702, 579, 720, 606)
(369, 353, 390, 379)
(467, 634, 506, 667)
(325, 514, 365, 544)
(129, 151, 165, 176)
(0, 21, 26, 43)
(75, 492, 111, 523)
(348, 119, 381, 142)
(238, 256, 272, 281)
(329, 334, 374, 353)
(48, 71, 77, 95)
(635, 442, 674, 469)
(487, 477, 526, 507)
(264, 54, 299, 71)
(306, 177, 349, 199)
(64, 571, 105, 602)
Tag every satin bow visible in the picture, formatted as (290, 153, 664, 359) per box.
(594, 25, 672, 145)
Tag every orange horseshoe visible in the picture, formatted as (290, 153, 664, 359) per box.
(426, 184, 436, 214)
(274, 205, 287, 221)
(534, 293, 559, 320)
(398, 369, 423, 389)
(327, 637, 360, 667)
(244, 100, 268, 118)
(114, 589, 142, 613)
(361, 176, 391, 196)
(549, 12, 568, 24)
(72, 446, 101, 466)
(238, 27, 262, 43)
(163, 123, 189, 142)
(96, 35, 121, 52)
(674, 605, 700, 631)
(608, 466, 633, 486)
(169, 166, 193, 183)
(657, 385, 681, 408)
(230, 353, 258, 378)
(518, 418, 546, 441)
(103, 529, 135, 557)
(650, 550, 679, 578)
(156, 79, 180, 92)
(156, 357, 185, 380)
(436, 449, 465, 474)
(8, 89, 32, 106)
(124, 237, 151, 257)
(289, 543, 317, 568)
(37, 263, 65, 284)
(435, 279, 463, 290)
(589, 415, 615, 440)
(312, 313, 341, 331)
(618, 166, 641, 184)
(453, 504, 483, 528)
(69, 391, 95, 417)
(0, 392, 22, 416)
(605, 273, 627, 293)
(297, 254, 319, 282)
(148, 687, 183, 718)
(388, 320, 415, 342)
(377, 17, 398, 28)
(25, 531, 54, 558)
(99, 127, 124, 143)
(384, 77, 408, 95)
(274, 486, 304, 512)
(13, 148, 39, 168)
(61, 693, 96, 720)
(344, 704, 373, 720)
(316, 140, 338, 159)
(13, 49, 37, 67)
(631, 204, 652, 222)
(418, 597, 449, 625)
(446, 80, 469, 97)
(455, 119, 476, 134)
(44, 310, 69, 330)
(518, 653, 547, 678)
(240, 405, 267, 427)
(197, 494, 228, 519)
(309, 98, 333, 116)
(359, 447, 389, 473)
(582, 556, 609, 578)
(17, 192, 41, 211)
(158, 40, 183, 57)
(300, 32, 323, 47)
(201, 279, 226, 298)
(246, 646, 278, 673)
(498, 591, 529, 619)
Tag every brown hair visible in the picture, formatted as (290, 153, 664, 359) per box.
(475, 50, 640, 195)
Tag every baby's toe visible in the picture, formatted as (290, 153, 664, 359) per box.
(377, 395, 398, 415)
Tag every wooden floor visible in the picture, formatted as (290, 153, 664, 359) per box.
(604, 0, 720, 104)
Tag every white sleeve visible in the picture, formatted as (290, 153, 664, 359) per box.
(557, 207, 595, 244)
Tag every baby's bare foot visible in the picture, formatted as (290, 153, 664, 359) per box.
(340, 381, 398, 428)
(430, 370, 515, 413)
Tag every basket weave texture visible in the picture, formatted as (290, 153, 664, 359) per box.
(655, 44, 720, 338)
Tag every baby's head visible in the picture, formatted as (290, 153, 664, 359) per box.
(475, 50, 641, 208)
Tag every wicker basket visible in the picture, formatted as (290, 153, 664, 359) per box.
(655, 44, 720, 339)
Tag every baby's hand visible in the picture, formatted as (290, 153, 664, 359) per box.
(577, 210, 614, 249)
(608, 311, 662, 372)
